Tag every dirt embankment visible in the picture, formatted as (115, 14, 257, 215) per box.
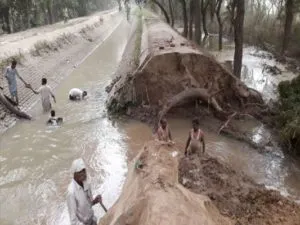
(106, 14, 263, 126)
(0, 10, 122, 133)
(179, 154, 300, 225)
(99, 140, 300, 225)
(99, 141, 233, 225)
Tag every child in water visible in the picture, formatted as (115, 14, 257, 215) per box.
(47, 110, 63, 126)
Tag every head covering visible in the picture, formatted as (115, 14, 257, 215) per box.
(71, 158, 86, 174)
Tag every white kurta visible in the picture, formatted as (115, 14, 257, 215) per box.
(67, 180, 96, 225)
(37, 85, 54, 112)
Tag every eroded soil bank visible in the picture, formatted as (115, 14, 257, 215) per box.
(179, 154, 300, 225)
(103, 12, 300, 225)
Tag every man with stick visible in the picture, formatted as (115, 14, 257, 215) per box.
(67, 158, 107, 225)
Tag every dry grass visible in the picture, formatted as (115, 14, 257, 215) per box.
(30, 33, 74, 56)
(0, 51, 25, 71)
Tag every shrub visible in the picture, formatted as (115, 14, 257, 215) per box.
(277, 75, 300, 154)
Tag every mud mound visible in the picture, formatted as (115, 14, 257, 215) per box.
(107, 16, 262, 121)
(99, 141, 233, 225)
(179, 155, 300, 225)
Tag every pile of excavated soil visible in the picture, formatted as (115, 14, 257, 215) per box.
(107, 16, 263, 122)
(179, 154, 300, 225)
(99, 141, 233, 225)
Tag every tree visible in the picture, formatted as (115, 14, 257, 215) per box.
(201, 0, 209, 37)
(281, 0, 294, 55)
(168, 0, 174, 27)
(194, 0, 202, 44)
(233, 0, 245, 78)
(152, 0, 170, 24)
(215, 0, 223, 50)
(189, 0, 195, 40)
(179, 0, 188, 37)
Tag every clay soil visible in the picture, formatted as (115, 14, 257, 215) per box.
(179, 154, 300, 225)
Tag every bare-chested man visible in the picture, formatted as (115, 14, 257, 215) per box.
(155, 118, 174, 144)
(185, 118, 205, 156)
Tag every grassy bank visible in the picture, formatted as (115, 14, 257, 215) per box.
(277, 75, 300, 155)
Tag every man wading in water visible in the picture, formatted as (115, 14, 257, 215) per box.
(31, 78, 56, 112)
(3, 60, 31, 105)
(185, 118, 205, 156)
(67, 158, 104, 225)
(155, 118, 174, 145)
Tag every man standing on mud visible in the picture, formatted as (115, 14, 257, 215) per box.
(3, 60, 30, 105)
(67, 158, 103, 225)
(185, 118, 205, 156)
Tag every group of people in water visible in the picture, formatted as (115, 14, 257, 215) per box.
(155, 117, 205, 156)
(2, 59, 206, 225)
(2, 60, 88, 125)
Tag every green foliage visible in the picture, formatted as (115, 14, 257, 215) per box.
(0, 0, 115, 33)
(277, 76, 300, 154)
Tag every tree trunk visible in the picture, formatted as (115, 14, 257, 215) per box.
(281, 0, 294, 55)
(179, 0, 188, 37)
(26, 0, 31, 29)
(189, 0, 195, 40)
(152, 0, 170, 24)
(78, 0, 88, 16)
(158, 88, 224, 120)
(117, 0, 122, 11)
(194, 0, 202, 44)
(47, 0, 54, 24)
(216, 0, 223, 51)
(201, 0, 209, 37)
(0, 93, 31, 120)
(2, 7, 11, 33)
(168, 0, 175, 27)
(233, 0, 245, 78)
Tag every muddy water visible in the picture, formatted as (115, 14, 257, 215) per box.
(1, 21, 300, 225)
(210, 45, 298, 101)
(122, 118, 300, 203)
(0, 20, 131, 225)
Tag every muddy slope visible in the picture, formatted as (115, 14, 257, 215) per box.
(107, 15, 263, 121)
(179, 154, 300, 225)
(99, 141, 233, 225)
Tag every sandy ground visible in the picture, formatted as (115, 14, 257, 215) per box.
(179, 154, 300, 225)
(0, 9, 125, 133)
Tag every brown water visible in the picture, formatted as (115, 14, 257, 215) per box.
(1, 21, 300, 225)
(122, 118, 300, 203)
(0, 20, 130, 225)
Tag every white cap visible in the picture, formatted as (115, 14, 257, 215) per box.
(71, 158, 86, 174)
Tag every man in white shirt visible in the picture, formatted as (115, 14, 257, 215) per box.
(67, 158, 102, 225)
(3, 59, 31, 105)
(32, 78, 56, 112)
(69, 88, 87, 101)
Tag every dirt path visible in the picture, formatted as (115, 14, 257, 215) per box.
(0, 10, 124, 133)
(179, 154, 300, 225)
